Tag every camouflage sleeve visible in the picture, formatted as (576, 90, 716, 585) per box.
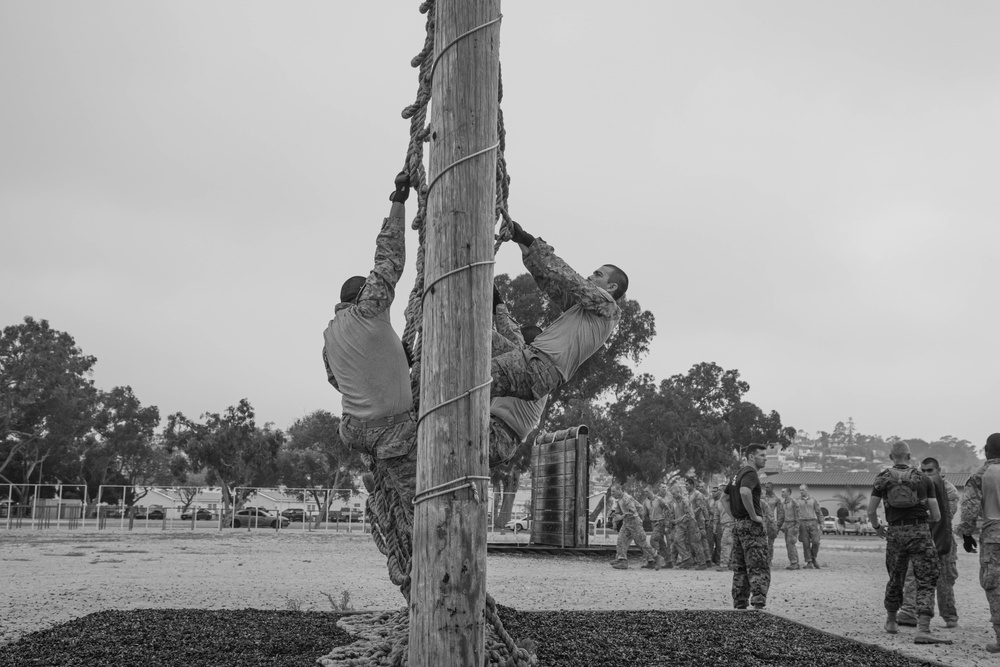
(792, 501, 800, 522)
(957, 472, 984, 536)
(679, 495, 693, 519)
(871, 473, 886, 498)
(491, 329, 518, 357)
(493, 304, 524, 348)
(354, 211, 406, 319)
(945, 480, 959, 518)
(521, 240, 620, 318)
(323, 346, 340, 390)
(775, 501, 785, 527)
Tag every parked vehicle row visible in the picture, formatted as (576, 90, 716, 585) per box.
(821, 516, 877, 536)
(94, 505, 366, 527)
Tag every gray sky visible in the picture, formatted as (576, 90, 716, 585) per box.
(2, 2, 998, 447)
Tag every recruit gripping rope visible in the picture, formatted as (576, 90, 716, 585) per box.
(318, 3, 533, 667)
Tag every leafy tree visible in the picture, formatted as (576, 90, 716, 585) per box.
(163, 399, 283, 515)
(488, 273, 656, 526)
(82, 386, 162, 509)
(602, 363, 794, 485)
(0, 317, 98, 501)
(899, 436, 982, 474)
(833, 488, 868, 516)
(277, 410, 366, 525)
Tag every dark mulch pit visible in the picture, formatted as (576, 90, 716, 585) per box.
(0, 607, 943, 667)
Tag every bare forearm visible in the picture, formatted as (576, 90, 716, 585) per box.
(739, 488, 758, 520)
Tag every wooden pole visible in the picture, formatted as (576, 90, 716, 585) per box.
(409, 0, 500, 665)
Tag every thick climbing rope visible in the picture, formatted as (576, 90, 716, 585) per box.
(319, 3, 533, 666)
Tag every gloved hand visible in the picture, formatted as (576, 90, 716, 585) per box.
(492, 285, 504, 310)
(964, 534, 978, 553)
(389, 170, 410, 203)
(510, 221, 535, 247)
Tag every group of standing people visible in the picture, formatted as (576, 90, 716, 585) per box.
(608, 433, 1000, 656)
(873, 433, 1000, 653)
(608, 478, 715, 570)
(606, 453, 827, 587)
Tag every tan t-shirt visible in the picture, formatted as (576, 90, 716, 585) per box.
(531, 297, 618, 382)
(323, 308, 411, 420)
(490, 396, 545, 440)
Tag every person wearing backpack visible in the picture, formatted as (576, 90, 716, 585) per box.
(867, 440, 951, 645)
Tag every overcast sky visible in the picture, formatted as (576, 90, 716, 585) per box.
(2, 2, 998, 448)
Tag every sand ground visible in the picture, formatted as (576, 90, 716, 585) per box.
(1, 528, 997, 666)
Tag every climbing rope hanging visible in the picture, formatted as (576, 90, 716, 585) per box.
(319, 2, 534, 666)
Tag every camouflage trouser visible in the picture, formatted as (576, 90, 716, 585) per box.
(490, 346, 561, 401)
(764, 512, 778, 563)
(884, 523, 939, 617)
(650, 519, 672, 565)
(719, 522, 734, 567)
(673, 517, 707, 566)
(900, 550, 958, 622)
(800, 519, 821, 563)
(732, 519, 771, 608)
(782, 523, 800, 566)
(696, 518, 710, 560)
(706, 520, 720, 564)
(487, 416, 519, 469)
(980, 542, 1000, 625)
(616, 515, 656, 562)
(340, 413, 417, 525)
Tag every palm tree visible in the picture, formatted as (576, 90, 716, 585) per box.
(833, 487, 868, 516)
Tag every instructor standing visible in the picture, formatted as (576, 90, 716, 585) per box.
(721, 444, 771, 610)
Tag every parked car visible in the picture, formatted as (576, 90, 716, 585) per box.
(335, 508, 364, 522)
(133, 507, 165, 520)
(181, 509, 214, 521)
(821, 516, 839, 534)
(505, 516, 530, 531)
(280, 509, 309, 522)
(228, 508, 289, 529)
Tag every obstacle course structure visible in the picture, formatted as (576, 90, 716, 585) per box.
(530, 426, 590, 549)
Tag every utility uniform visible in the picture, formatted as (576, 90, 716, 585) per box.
(718, 500, 735, 569)
(612, 492, 658, 567)
(899, 475, 957, 625)
(707, 496, 722, 565)
(490, 240, 620, 401)
(488, 305, 546, 467)
(324, 208, 416, 517)
(670, 486, 707, 568)
(724, 465, 770, 609)
(762, 490, 780, 562)
(690, 487, 711, 561)
(957, 458, 1000, 641)
(777, 495, 800, 568)
(797, 494, 822, 567)
(872, 465, 940, 619)
(645, 493, 673, 567)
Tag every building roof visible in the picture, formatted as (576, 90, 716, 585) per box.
(761, 471, 970, 489)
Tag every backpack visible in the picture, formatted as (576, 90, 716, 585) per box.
(883, 468, 920, 509)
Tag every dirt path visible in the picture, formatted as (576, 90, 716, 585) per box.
(1, 530, 995, 666)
